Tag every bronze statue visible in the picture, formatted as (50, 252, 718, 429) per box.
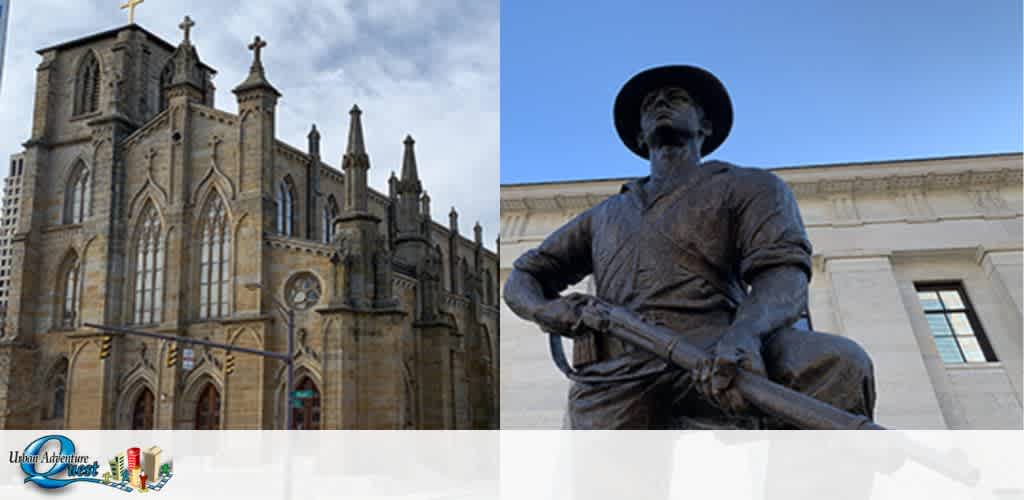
(504, 65, 878, 429)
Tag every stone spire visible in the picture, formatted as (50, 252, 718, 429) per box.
(394, 135, 427, 262)
(308, 124, 321, 157)
(398, 135, 422, 195)
(232, 35, 281, 97)
(449, 207, 459, 234)
(307, 124, 322, 239)
(342, 105, 369, 213)
(474, 221, 483, 245)
(346, 105, 367, 155)
(388, 171, 398, 200)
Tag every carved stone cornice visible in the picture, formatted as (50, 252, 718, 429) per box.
(502, 168, 1023, 215)
(787, 169, 1022, 197)
(263, 233, 335, 257)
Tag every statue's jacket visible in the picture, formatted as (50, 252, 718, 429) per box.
(514, 161, 813, 367)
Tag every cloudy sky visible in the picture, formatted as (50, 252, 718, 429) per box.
(0, 0, 499, 247)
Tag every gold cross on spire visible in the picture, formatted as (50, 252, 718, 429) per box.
(120, 0, 145, 24)
(247, 35, 268, 64)
(179, 15, 195, 42)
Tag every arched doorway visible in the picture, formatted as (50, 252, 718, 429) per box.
(290, 377, 321, 430)
(194, 383, 220, 430)
(131, 387, 155, 430)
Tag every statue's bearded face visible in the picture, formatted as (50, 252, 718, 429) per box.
(638, 87, 712, 155)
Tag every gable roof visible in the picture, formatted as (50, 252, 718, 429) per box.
(37, 23, 217, 74)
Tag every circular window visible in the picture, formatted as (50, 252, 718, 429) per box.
(285, 273, 322, 310)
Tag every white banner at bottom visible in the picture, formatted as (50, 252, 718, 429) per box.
(0, 431, 1021, 499)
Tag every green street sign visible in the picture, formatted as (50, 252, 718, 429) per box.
(290, 399, 304, 409)
(292, 390, 315, 399)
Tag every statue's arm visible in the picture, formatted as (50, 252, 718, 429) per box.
(732, 170, 814, 340)
(503, 268, 550, 322)
(730, 264, 808, 341)
(502, 211, 595, 333)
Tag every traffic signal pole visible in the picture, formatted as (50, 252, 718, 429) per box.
(83, 323, 291, 361)
(84, 322, 296, 428)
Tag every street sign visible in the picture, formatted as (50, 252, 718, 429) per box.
(182, 348, 195, 371)
(290, 399, 303, 409)
(292, 390, 315, 399)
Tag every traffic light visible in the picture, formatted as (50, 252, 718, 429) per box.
(225, 353, 235, 375)
(99, 336, 112, 359)
(167, 343, 178, 368)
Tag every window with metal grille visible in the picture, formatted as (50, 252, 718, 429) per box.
(915, 283, 996, 364)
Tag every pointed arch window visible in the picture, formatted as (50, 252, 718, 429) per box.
(322, 195, 339, 243)
(290, 377, 321, 430)
(46, 358, 69, 421)
(194, 383, 220, 430)
(132, 387, 155, 430)
(53, 379, 66, 420)
(64, 161, 90, 224)
(159, 61, 174, 112)
(483, 271, 495, 305)
(133, 204, 164, 325)
(277, 178, 296, 236)
(58, 252, 82, 329)
(198, 196, 230, 319)
(74, 51, 101, 115)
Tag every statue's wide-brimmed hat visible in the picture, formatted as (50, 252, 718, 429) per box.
(614, 65, 733, 158)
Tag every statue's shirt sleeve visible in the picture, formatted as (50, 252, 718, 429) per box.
(512, 209, 594, 298)
(732, 170, 813, 283)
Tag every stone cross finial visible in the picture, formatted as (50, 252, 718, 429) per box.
(248, 35, 268, 65)
(179, 16, 195, 42)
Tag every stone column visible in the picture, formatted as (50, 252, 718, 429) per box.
(977, 246, 1023, 400)
(978, 248, 1023, 324)
(824, 254, 946, 428)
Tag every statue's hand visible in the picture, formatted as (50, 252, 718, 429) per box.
(533, 292, 594, 338)
(697, 331, 766, 415)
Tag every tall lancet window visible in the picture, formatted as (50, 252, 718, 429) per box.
(277, 178, 296, 236)
(74, 51, 101, 115)
(65, 161, 91, 224)
(159, 61, 174, 112)
(133, 204, 164, 325)
(198, 196, 230, 319)
(322, 195, 339, 243)
(58, 252, 81, 329)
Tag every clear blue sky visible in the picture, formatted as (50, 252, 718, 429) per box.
(501, 0, 1023, 184)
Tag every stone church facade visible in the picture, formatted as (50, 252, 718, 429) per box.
(0, 21, 499, 430)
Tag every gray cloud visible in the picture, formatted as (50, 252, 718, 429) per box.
(0, 0, 499, 248)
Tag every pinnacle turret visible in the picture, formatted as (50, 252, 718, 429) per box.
(232, 35, 281, 96)
(398, 135, 422, 194)
(342, 105, 370, 213)
(346, 105, 366, 155)
(308, 124, 321, 157)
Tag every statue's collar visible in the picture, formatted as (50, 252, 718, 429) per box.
(620, 161, 732, 209)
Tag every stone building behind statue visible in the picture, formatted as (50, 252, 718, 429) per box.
(501, 153, 1022, 429)
(0, 21, 499, 430)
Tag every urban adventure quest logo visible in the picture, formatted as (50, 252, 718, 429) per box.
(10, 435, 173, 493)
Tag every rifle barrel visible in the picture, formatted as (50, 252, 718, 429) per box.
(593, 305, 885, 430)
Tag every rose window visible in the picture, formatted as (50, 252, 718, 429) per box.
(286, 273, 322, 310)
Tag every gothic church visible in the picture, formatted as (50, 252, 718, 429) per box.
(0, 18, 499, 429)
